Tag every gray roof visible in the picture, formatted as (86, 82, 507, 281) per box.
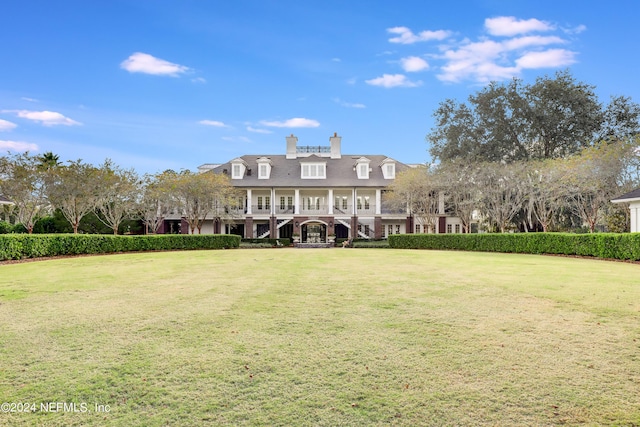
(211, 154, 410, 188)
(612, 188, 640, 202)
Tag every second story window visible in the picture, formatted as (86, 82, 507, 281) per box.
(231, 158, 247, 179)
(256, 157, 272, 179)
(232, 164, 242, 179)
(355, 157, 371, 179)
(301, 163, 326, 179)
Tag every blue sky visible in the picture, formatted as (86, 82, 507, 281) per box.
(1, 0, 639, 174)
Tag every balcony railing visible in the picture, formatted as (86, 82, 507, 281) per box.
(236, 203, 405, 216)
(251, 205, 272, 214)
(300, 204, 328, 215)
(333, 205, 352, 215)
(275, 206, 295, 214)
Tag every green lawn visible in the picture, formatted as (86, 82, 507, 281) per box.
(1, 249, 639, 426)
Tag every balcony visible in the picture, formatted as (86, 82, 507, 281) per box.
(275, 205, 295, 214)
(300, 204, 328, 215)
(251, 205, 271, 214)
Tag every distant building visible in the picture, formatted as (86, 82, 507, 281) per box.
(612, 188, 640, 232)
(162, 133, 466, 241)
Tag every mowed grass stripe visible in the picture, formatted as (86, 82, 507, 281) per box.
(0, 249, 639, 426)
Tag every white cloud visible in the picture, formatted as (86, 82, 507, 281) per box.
(120, 52, 190, 76)
(365, 74, 422, 88)
(375, 16, 583, 85)
(0, 119, 17, 131)
(387, 26, 451, 44)
(563, 24, 587, 35)
(199, 120, 228, 127)
(333, 98, 366, 109)
(331, 57, 341, 62)
(0, 140, 39, 152)
(247, 126, 273, 134)
(516, 49, 577, 69)
(259, 118, 320, 128)
(12, 110, 81, 126)
(485, 16, 554, 36)
(400, 56, 430, 72)
(192, 77, 207, 84)
(436, 33, 574, 83)
(21, 97, 39, 103)
(503, 35, 566, 51)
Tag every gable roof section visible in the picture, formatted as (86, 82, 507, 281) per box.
(211, 154, 410, 188)
(612, 188, 640, 203)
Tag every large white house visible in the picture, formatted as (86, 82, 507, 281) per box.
(161, 133, 465, 241)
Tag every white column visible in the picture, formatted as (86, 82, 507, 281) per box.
(271, 188, 276, 215)
(246, 189, 252, 215)
(328, 189, 334, 214)
(631, 205, 639, 233)
(352, 188, 357, 215)
(294, 189, 300, 214)
(375, 189, 381, 215)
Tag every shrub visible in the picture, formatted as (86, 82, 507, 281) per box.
(352, 239, 390, 248)
(241, 238, 291, 247)
(0, 221, 11, 234)
(0, 234, 241, 261)
(388, 233, 640, 261)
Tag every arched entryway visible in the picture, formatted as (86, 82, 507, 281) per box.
(301, 221, 328, 243)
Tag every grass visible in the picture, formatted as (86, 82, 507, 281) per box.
(0, 248, 639, 426)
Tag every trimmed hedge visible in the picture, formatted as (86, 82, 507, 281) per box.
(242, 238, 292, 246)
(0, 234, 240, 261)
(352, 239, 390, 248)
(388, 233, 640, 261)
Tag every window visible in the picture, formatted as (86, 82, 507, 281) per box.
(357, 163, 369, 179)
(385, 163, 395, 179)
(396, 225, 401, 234)
(447, 224, 452, 233)
(357, 197, 362, 210)
(304, 197, 321, 210)
(280, 196, 285, 210)
(232, 164, 242, 179)
(364, 196, 370, 210)
(257, 196, 263, 210)
(301, 163, 326, 179)
(259, 164, 268, 179)
(364, 225, 370, 236)
(415, 224, 421, 234)
(388, 224, 393, 236)
(287, 196, 293, 210)
(265, 196, 270, 210)
(455, 224, 460, 233)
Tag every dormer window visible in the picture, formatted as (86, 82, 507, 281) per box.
(230, 158, 247, 179)
(301, 163, 326, 179)
(256, 157, 272, 180)
(355, 157, 371, 179)
(381, 159, 396, 179)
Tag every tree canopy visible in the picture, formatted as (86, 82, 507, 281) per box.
(427, 70, 640, 163)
